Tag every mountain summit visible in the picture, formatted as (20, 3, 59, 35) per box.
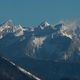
(40, 21, 50, 27)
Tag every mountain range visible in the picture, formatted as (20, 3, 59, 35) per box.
(0, 20, 80, 80)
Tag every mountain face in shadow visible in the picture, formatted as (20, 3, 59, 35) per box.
(15, 56, 80, 80)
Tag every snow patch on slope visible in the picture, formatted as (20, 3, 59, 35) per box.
(32, 37, 46, 48)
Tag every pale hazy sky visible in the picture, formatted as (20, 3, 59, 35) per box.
(0, 0, 80, 26)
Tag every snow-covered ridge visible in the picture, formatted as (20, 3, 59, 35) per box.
(0, 19, 80, 39)
(2, 56, 41, 80)
(0, 20, 27, 39)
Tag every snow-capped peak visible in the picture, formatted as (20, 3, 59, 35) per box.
(60, 24, 73, 39)
(53, 21, 73, 39)
(40, 21, 50, 27)
(3, 19, 14, 27)
(39, 21, 50, 30)
(0, 19, 15, 32)
(0, 20, 28, 39)
(60, 29, 72, 39)
(14, 25, 25, 37)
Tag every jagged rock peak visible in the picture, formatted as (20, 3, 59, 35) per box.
(40, 20, 50, 27)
